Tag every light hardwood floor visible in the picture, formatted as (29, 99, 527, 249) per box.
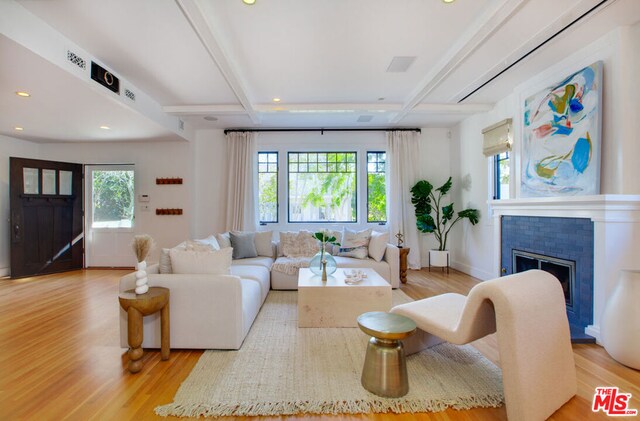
(0, 268, 638, 420)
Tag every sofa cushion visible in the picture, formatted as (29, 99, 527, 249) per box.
(337, 228, 371, 259)
(255, 231, 274, 257)
(231, 256, 274, 270)
(195, 235, 220, 250)
(215, 232, 231, 248)
(230, 265, 270, 302)
(170, 247, 232, 275)
(280, 230, 319, 258)
(230, 231, 258, 259)
(368, 230, 389, 262)
(159, 249, 173, 274)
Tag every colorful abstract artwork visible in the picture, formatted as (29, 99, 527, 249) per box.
(521, 61, 602, 197)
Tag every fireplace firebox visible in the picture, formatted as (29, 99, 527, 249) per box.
(512, 250, 576, 309)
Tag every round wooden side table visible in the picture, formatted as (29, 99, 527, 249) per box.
(357, 311, 416, 397)
(118, 287, 170, 373)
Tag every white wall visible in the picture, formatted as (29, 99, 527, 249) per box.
(39, 140, 194, 263)
(0, 134, 41, 276)
(449, 24, 640, 280)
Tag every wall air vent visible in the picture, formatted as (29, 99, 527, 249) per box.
(124, 89, 136, 101)
(178, 119, 185, 131)
(357, 115, 374, 123)
(66, 50, 86, 70)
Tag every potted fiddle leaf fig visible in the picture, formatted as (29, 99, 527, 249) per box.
(411, 177, 479, 267)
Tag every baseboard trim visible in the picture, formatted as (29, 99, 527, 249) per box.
(585, 324, 602, 344)
(450, 260, 494, 281)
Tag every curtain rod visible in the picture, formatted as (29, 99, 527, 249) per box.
(223, 128, 421, 135)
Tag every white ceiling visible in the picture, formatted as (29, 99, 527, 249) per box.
(0, 35, 179, 143)
(3, 0, 640, 141)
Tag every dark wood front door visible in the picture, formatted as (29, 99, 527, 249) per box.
(10, 158, 84, 278)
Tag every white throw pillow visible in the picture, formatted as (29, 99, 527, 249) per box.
(368, 230, 389, 262)
(215, 232, 231, 248)
(195, 235, 220, 250)
(159, 241, 187, 274)
(169, 247, 232, 275)
(337, 228, 372, 260)
(254, 231, 273, 257)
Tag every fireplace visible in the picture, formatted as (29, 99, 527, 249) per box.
(501, 216, 594, 342)
(513, 250, 576, 309)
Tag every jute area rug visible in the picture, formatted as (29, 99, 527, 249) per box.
(156, 290, 503, 418)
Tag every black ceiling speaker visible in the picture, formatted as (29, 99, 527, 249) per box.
(91, 61, 120, 94)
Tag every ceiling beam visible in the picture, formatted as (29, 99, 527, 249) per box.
(163, 104, 247, 116)
(175, 0, 259, 123)
(390, 0, 529, 123)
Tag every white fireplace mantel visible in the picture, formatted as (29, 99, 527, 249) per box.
(490, 194, 640, 222)
(489, 194, 640, 343)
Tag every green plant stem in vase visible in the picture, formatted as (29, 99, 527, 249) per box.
(312, 231, 341, 281)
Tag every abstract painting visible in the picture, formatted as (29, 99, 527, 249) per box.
(521, 61, 602, 197)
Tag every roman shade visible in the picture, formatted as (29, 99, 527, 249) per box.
(482, 118, 512, 157)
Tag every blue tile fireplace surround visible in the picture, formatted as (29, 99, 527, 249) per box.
(501, 215, 594, 342)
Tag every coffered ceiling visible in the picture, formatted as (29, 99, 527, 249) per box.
(1, 0, 639, 142)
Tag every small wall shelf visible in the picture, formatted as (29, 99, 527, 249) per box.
(156, 177, 183, 185)
(156, 208, 183, 215)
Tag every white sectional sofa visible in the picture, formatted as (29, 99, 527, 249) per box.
(119, 260, 272, 350)
(119, 238, 400, 350)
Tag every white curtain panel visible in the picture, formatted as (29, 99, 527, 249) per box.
(387, 130, 422, 269)
(225, 131, 258, 231)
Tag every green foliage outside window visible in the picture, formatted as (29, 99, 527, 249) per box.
(367, 152, 386, 222)
(92, 170, 134, 223)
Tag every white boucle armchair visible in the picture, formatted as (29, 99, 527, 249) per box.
(391, 270, 577, 421)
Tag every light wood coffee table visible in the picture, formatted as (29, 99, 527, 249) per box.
(298, 268, 392, 327)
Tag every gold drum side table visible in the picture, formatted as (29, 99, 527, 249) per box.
(357, 311, 416, 398)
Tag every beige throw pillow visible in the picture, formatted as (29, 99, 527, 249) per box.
(254, 231, 274, 257)
(169, 247, 232, 275)
(368, 230, 389, 262)
(337, 228, 372, 259)
(280, 230, 319, 258)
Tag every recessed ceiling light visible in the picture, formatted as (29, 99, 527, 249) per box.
(203, 116, 218, 121)
(15, 91, 30, 97)
(443, 0, 455, 3)
(100, 125, 110, 130)
(14, 126, 24, 131)
(272, 97, 281, 103)
(243, 0, 256, 4)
